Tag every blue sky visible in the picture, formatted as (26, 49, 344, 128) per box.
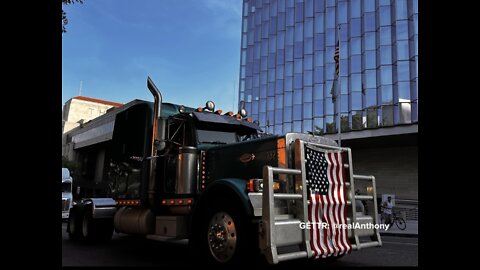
(62, 0, 242, 112)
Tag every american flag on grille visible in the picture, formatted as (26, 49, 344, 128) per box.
(305, 145, 351, 258)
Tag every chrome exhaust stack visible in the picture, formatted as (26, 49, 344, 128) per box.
(146, 76, 165, 207)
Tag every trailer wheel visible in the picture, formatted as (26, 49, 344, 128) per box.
(197, 198, 254, 265)
(67, 207, 84, 241)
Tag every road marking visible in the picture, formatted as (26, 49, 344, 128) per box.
(382, 241, 418, 246)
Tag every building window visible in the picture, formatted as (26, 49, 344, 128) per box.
(396, 20, 409, 41)
(364, 32, 376, 51)
(381, 105, 394, 126)
(395, 0, 408, 20)
(380, 26, 391, 45)
(303, 102, 313, 119)
(366, 107, 378, 128)
(350, 55, 362, 74)
(326, 7, 335, 28)
(364, 50, 376, 69)
(379, 5, 391, 27)
(396, 60, 410, 82)
(351, 110, 364, 130)
(350, 18, 361, 37)
(303, 119, 313, 133)
(365, 88, 377, 107)
(380, 65, 393, 85)
(315, 13, 324, 33)
(380, 46, 392, 65)
(350, 0, 361, 18)
(313, 117, 324, 134)
(313, 99, 324, 117)
(284, 106, 292, 122)
(314, 33, 324, 51)
(351, 92, 362, 110)
(381, 84, 393, 105)
(364, 0, 375, 12)
(295, 2, 303, 22)
(397, 82, 411, 102)
(325, 115, 336, 133)
(364, 12, 376, 32)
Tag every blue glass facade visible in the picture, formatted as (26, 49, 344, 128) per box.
(238, 0, 418, 134)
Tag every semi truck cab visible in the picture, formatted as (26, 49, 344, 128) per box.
(62, 168, 73, 220)
(65, 77, 381, 265)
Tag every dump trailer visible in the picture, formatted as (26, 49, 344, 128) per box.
(66, 77, 382, 264)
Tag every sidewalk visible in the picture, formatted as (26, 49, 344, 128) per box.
(378, 219, 418, 237)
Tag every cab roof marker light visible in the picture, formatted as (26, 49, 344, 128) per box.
(196, 107, 203, 112)
(214, 109, 223, 115)
(239, 108, 248, 118)
(246, 117, 252, 122)
(205, 101, 215, 111)
(224, 111, 234, 116)
(178, 105, 186, 113)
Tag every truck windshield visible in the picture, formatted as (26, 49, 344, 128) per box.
(197, 129, 238, 144)
(62, 182, 72, 193)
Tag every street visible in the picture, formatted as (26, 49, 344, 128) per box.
(62, 222, 417, 267)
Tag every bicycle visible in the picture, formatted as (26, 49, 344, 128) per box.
(380, 209, 407, 230)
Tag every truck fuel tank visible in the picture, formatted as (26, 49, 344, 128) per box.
(175, 146, 198, 194)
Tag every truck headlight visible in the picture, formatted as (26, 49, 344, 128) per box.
(247, 178, 281, 192)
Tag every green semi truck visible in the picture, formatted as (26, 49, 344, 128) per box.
(65, 77, 382, 265)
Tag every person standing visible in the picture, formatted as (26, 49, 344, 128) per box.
(382, 196, 394, 228)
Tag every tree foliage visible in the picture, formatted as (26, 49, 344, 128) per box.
(62, 0, 84, 33)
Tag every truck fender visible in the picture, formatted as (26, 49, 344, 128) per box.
(78, 198, 117, 219)
(189, 178, 253, 235)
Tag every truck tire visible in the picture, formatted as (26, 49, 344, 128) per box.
(67, 206, 84, 241)
(196, 197, 255, 265)
(81, 208, 114, 243)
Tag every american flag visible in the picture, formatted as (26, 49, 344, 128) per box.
(305, 144, 351, 258)
(334, 40, 340, 76)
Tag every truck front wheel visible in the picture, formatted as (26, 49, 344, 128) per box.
(197, 198, 256, 265)
(207, 211, 238, 263)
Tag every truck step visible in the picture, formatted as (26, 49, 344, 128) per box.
(351, 241, 381, 250)
(277, 251, 308, 262)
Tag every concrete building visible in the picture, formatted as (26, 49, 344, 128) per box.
(237, 0, 418, 218)
(62, 96, 123, 159)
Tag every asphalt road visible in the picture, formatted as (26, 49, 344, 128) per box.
(62, 222, 417, 267)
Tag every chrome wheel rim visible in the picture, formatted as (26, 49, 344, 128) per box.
(207, 211, 237, 263)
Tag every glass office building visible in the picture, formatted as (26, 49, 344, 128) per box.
(238, 0, 418, 135)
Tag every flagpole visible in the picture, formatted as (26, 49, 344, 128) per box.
(337, 25, 342, 147)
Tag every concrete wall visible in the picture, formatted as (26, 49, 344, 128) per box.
(62, 99, 115, 134)
(350, 145, 418, 200)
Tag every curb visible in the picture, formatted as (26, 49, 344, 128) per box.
(380, 232, 418, 238)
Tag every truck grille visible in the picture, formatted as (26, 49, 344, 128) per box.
(62, 198, 71, 212)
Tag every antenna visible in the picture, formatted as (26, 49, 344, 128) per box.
(78, 80, 83, 96)
(233, 80, 236, 113)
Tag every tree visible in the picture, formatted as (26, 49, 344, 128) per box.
(62, 0, 84, 33)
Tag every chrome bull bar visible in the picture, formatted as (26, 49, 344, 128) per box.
(259, 139, 381, 264)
